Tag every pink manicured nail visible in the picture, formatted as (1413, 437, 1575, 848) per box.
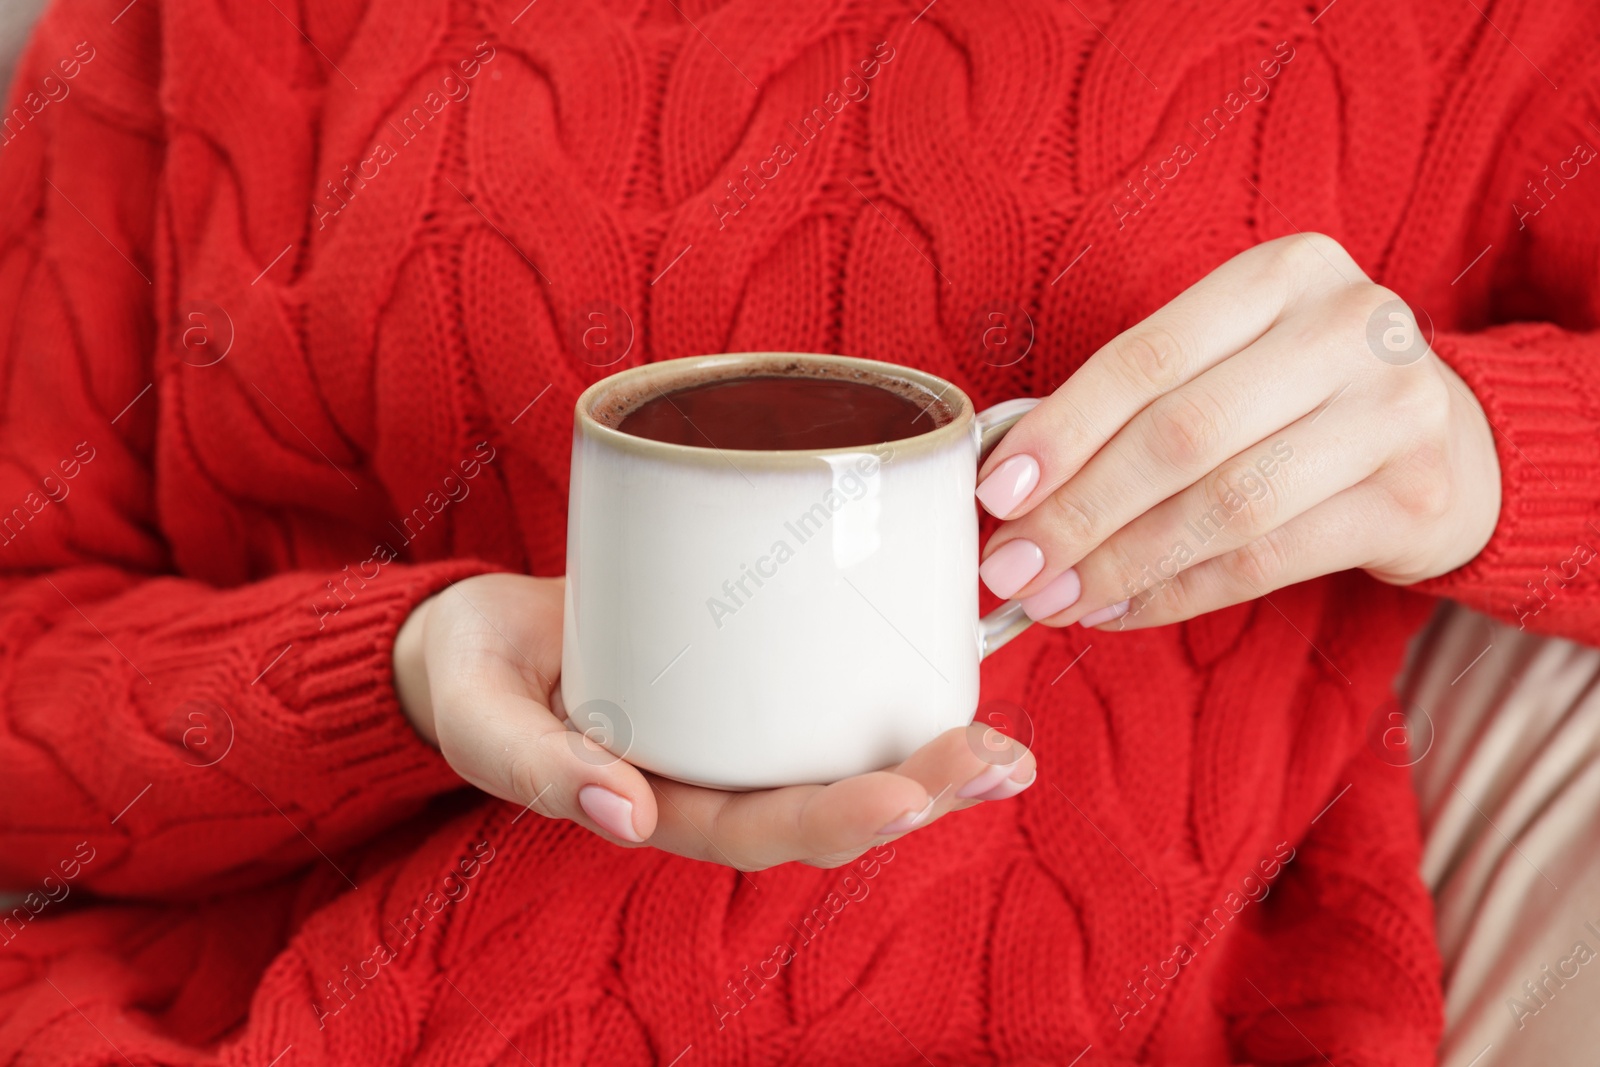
(976, 454, 1040, 518)
(1020, 568, 1082, 621)
(975, 766, 1036, 802)
(957, 757, 1021, 798)
(1079, 600, 1130, 628)
(578, 785, 643, 842)
(979, 539, 1045, 599)
(878, 797, 934, 836)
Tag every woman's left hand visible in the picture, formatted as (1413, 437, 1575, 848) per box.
(975, 233, 1502, 630)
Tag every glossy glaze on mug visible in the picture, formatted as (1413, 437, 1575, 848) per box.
(562, 353, 1025, 790)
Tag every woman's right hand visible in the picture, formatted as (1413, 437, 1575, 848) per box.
(393, 573, 1037, 870)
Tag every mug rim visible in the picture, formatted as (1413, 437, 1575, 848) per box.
(573, 352, 977, 464)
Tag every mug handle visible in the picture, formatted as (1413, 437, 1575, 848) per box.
(974, 398, 1043, 659)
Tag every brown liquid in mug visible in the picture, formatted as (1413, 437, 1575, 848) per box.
(616, 374, 942, 451)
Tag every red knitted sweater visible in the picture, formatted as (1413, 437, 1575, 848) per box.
(2, 1, 1598, 1064)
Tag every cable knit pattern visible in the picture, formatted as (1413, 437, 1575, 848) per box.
(1, 0, 1598, 1064)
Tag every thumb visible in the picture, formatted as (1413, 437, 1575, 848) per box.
(431, 655, 657, 845)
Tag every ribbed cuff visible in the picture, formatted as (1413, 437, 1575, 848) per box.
(1417, 327, 1600, 612)
(239, 559, 504, 822)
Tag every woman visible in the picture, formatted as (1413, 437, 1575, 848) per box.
(0, 0, 1595, 1063)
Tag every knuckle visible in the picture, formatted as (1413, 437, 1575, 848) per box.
(1389, 362, 1451, 428)
(1384, 442, 1454, 522)
(1207, 456, 1280, 534)
(1336, 281, 1394, 329)
(689, 816, 748, 867)
(1093, 541, 1145, 600)
(503, 749, 558, 815)
(1364, 282, 1403, 311)
(1264, 233, 1311, 273)
(1226, 532, 1289, 591)
(703, 804, 755, 870)
(1369, 361, 1453, 473)
(1045, 489, 1102, 546)
(1148, 390, 1226, 468)
(1137, 570, 1189, 622)
(1035, 393, 1095, 460)
(1301, 231, 1348, 261)
(1282, 231, 1351, 273)
(1115, 323, 1190, 392)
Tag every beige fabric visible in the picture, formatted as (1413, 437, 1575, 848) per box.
(1400, 601, 1600, 1066)
(0, 0, 48, 96)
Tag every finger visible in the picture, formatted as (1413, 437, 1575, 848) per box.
(1096, 489, 1380, 629)
(890, 721, 1038, 809)
(975, 236, 1360, 520)
(980, 324, 1351, 603)
(647, 724, 1037, 871)
(430, 649, 658, 845)
(1028, 403, 1387, 626)
(646, 772, 926, 872)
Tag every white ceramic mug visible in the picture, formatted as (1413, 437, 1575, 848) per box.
(561, 352, 1038, 790)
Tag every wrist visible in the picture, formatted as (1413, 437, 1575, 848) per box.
(394, 592, 439, 747)
(1438, 356, 1503, 574)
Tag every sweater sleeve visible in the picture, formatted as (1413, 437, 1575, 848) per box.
(1412, 92, 1600, 646)
(1419, 325, 1600, 644)
(0, 6, 491, 898)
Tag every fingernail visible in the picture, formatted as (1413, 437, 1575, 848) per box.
(877, 797, 934, 836)
(957, 756, 1021, 798)
(1020, 568, 1082, 621)
(1078, 600, 1130, 628)
(975, 454, 1040, 518)
(578, 785, 643, 843)
(979, 539, 1045, 599)
(975, 766, 1037, 802)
